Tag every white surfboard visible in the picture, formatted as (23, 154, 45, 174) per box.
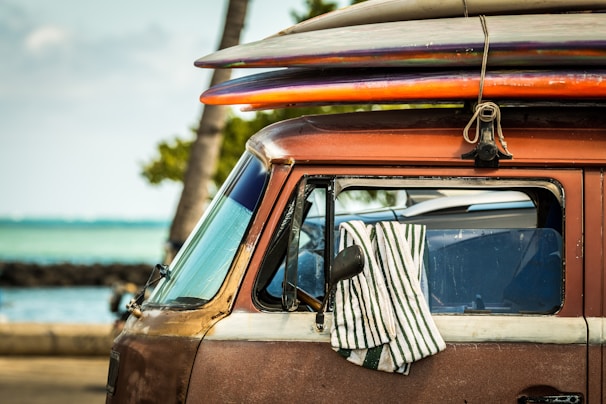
(195, 14, 606, 69)
(277, 0, 606, 36)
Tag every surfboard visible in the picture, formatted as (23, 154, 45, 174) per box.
(277, 0, 606, 36)
(194, 14, 606, 70)
(200, 68, 606, 109)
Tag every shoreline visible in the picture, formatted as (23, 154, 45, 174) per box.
(0, 322, 114, 356)
(0, 262, 151, 356)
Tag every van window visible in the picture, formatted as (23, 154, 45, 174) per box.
(148, 153, 268, 308)
(256, 177, 563, 315)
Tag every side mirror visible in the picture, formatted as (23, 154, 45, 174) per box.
(331, 244, 364, 285)
(315, 245, 364, 331)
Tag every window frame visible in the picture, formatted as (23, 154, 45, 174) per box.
(253, 169, 572, 316)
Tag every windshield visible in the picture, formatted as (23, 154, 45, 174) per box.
(147, 152, 268, 307)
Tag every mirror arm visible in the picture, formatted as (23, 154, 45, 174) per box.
(315, 292, 331, 331)
(315, 245, 365, 331)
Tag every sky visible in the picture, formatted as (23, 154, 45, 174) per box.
(0, 0, 344, 221)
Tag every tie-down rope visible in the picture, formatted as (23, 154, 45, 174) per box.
(463, 15, 511, 156)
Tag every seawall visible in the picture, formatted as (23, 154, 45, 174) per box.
(0, 261, 153, 287)
(0, 323, 113, 356)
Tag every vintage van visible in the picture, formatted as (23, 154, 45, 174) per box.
(106, 105, 606, 402)
(106, 3, 606, 403)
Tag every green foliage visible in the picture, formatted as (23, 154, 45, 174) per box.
(142, 106, 373, 186)
(291, 0, 338, 23)
(141, 135, 192, 185)
(290, 0, 367, 23)
(214, 114, 254, 185)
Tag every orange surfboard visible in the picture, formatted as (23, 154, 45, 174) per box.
(200, 69, 606, 109)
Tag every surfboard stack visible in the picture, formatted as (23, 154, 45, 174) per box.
(194, 0, 606, 110)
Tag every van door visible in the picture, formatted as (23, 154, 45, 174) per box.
(187, 167, 586, 403)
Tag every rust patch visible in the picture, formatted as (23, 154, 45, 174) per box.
(107, 334, 200, 404)
(187, 340, 587, 402)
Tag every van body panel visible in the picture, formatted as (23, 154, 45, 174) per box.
(188, 339, 586, 403)
(247, 109, 606, 168)
(585, 169, 604, 318)
(584, 169, 605, 402)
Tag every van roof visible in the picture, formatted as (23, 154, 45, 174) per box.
(246, 106, 606, 168)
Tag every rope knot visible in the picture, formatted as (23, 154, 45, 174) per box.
(463, 101, 511, 157)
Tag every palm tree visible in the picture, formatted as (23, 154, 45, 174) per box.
(165, 0, 248, 263)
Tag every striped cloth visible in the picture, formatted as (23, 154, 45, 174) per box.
(331, 220, 445, 374)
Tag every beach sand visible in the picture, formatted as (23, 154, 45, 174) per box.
(0, 356, 109, 404)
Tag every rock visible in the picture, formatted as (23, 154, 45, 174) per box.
(0, 261, 153, 287)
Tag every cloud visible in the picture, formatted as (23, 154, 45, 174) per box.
(25, 25, 70, 54)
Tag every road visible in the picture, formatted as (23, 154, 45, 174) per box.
(0, 356, 109, 404)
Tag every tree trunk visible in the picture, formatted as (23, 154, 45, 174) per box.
(166, 0, 249, 263)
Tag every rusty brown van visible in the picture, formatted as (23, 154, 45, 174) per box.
(106, 104, 606, 402)
(106, 2, 606, 403)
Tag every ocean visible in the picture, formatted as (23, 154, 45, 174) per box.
(0, 218, 169, 265)
(0, 218, 170, 324)
(0, 286, 124, 324)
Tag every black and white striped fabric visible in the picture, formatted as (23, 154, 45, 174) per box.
(331, 220, 445, 374)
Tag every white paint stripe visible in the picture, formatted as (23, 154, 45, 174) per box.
(587, 317, 604, 344)
(205, 312, 594, 344)
(434, 315, 587, 344)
